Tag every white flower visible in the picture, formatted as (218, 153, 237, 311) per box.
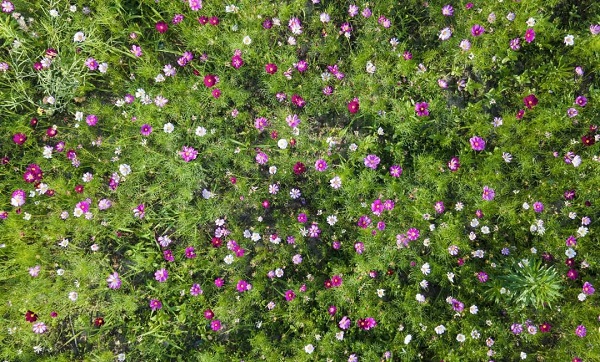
(526, 17, 536, 27)
(277, 139, 288, 149)
(202, 189, 213, 199)
(225, 5, 239, 13)
(471, 329, 481, 339)
(224, 254, 234, 264)
(447, 272, 455, 283)
(523, 202, 530, 210)
(251, 232, 261, 242)
(470, 305, 478, 314)
(195, 126, 207, 137)
(154, 74, 165, 83)
(439, 27, 452, 41)
(457, 334, 466, 342)
(470, 218, 479, 227)
(469, 231, 477, 241)
(59, 238, 69, 248)
(23, 212, 31, 220)
(564, 34, 574, 46)
(73, 31, 86, 42)
(420, 280, 428, 289)
(68, 291, 78, 301)
(119, 164, 131, 177)
(578, 293, 587, 301)
(304, 344, 314, 354)
(404, 334, 412, 344)
(520, 352, 527, 360)
(327, 215, 337, 226)
(330, 176, 342, 189)
(572, 155, 582, 167)
(565, 248, 576, 258)
(415, 293, 426, 302)
(117, 353, 126, 362)
(243, 36, 252, 45)
(390, 38, 399, 47)
(49, 9, 59, 17)
(43, 145, 53, 159)
(349, 143, 358, 151)
(336, 331, 344, 340)
(455, 202, 464, 211)
(82, 172, 93, 183)
(98, 63, 108, 73)
(420, 263, 430, 275)
(275, 268, 284, 278)
(366, 61, 376, 74)
(377, 289, 385, 297)
(269, 166, 277, 175)
(163, 123, 174, 133)
(577, 226, 588, 237)
(502, 152, 513, 163)
(434, 325, 446, 334)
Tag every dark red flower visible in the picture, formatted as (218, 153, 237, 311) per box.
(565, 258, 576, 268)
(204, 309, 214, 320)
(291, 94, 305, 108)
(46, 48, 58, 58)
(293, 162, 306, 175)
(198, 16, 209, 25)
(30, 118, 38, 127)
(582, 135, 595, 146)
(25, 310, 38, 323)
(74, 185, 84, 194)
(324, 279, 333, 289)
(46, 127, 57, 137)
(523, 94, 538, 109)
(211, 237, 223, 248)
(539, 322, 551, 333)
(516, 109, 525, 119)
(12, 133, 27, 145)
(94, 317, 105, 327)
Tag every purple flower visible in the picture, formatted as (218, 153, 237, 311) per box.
(415, 102, 429, 116)
(451, 299, 464, 312)
(469, 136, 486, 151)
(482, 186, 495, 201)
(582, 281, 595, 295)
(149, 299, 162, 311)
(442, 4, 454, 16)
(163, 250, 174, 262)
(256, 152, 268, 165)
(190, 283, 203, 296)
(185, 246, 196, 259)
(364, 154, 381, 169)
(315, 159, 328, 171)
(339, 316, 351, 329)
(292, 254, 303, 264)
(511, 323, 523, 335)
(575, 325, 587, 337)
(575, 96, 587, 107)
(154, 268, 168, 282)
(357, 215, 371, 228)
(86, 114, 98, 126)
(32, 322, 47, 334)
(565, 235, 577, 247)
(434, 201, 445, 214)
(590, 24, 600, 35)
(328, 305, 337, 316)
(477, 271, 489, 282)
(448, 157, 460, 171)
(389, 165, 403, 177)
(254, 117, 269, 131)
(471, 24, 485, 37)
(140, 124, 153, 136)
(567, 107, 578, 118)
(131, 45, 143, 57)
(297, 213, 307, 223)
(510, 38, 521, 50)
(533, 201, 544, 213)
(106, 272, 122, 289)
(179, 146, 198, 162)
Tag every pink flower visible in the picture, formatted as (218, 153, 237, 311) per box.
(130, 45, 142, 57)
(106, 272, 122, 289)
(363, 154, 380, 169)
(188, 0, 202, 11)
(154, 268, 168, 282)
(315, 159, 328, 171)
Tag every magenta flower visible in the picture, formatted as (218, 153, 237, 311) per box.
(155, 21, 168, 33)
(357, 317, 377, 330)
(12, 132, 27, 145)
(149, 299, 162, 311)
(348, 99, 360, 114)
(471, 24, 485, 37)
(163, 249, 174, 262)
(482, 186, 495, 201)
(389, 165, 403, 177)
(254, 117, 269, 131)
(575, 325, 587, 337)
(415, 102, 429, 116)
(210, 319, 222, 331)
(315, 159, 328, 171)
(363, 154, 380, 169)
(140, 124, 153, 136)
(86, 114, 98, 126)
(214, 278, 224, 288)
(328, 305, 337, 316)
(236, 279, 249, 292)
(582, 281, 595, 295)
(185, 246, 196, 259)
(106, 272, 122, 289)
(285, 289, 296, 301)
(231, 55, 243, 69)
(469, 136, 486, 151)
(265, 63, 277, 74)
(204, 309, 214, 319)
(371, 199, 384, 215)
(331, 275, 343, 287)
(533, 201, 544, 213)
(406, 228, 420, 241)
(180, 146, 198, 162)
(154, 268, 168, 282)
(525, 28, 535, 43)
(357, 215, 371, 228)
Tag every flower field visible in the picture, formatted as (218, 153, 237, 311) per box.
(1, 0, 599, 361)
